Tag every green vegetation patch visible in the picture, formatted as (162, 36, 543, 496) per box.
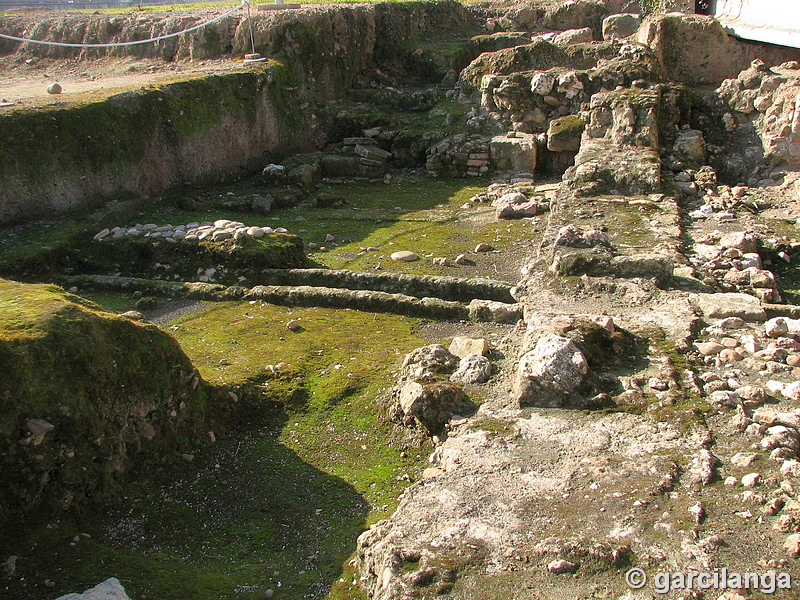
(1, 298, 432, 600)
(0, 279, 216, 530)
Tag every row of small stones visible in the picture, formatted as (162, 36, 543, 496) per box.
(93, 220, 293, 243)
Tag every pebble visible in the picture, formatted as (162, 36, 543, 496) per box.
(286, 320, 302, 332)
(474, 242, 492, 252)
(695, 341, 724, 356)
(547, 559, 578, 574)
(46, 83, 62, 94)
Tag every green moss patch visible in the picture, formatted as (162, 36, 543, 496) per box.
(0, 279, 217, 529)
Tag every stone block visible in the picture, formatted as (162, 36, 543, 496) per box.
(602, 13, 641, 40)
(490, 133, 537, 174)
(547, 115, 586, 152)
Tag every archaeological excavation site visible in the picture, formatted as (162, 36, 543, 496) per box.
(2, 0, 800, 598)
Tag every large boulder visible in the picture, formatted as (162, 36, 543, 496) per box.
(513, 334, 589, 407)
(450, 354, 492, 385)
(401, 344, 459, 381)
(397, 381, 470, 434)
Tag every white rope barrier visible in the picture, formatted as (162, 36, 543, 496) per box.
(0, 0, 247, 48)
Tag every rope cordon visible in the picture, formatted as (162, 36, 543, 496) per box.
(0, 0, 248, 48)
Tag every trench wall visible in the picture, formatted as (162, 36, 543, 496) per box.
(0, 0, 473, 225)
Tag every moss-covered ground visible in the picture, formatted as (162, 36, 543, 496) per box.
(2, 299, 438, 600)
(0, 171, 539, 600)
(0, 172, 541, 285)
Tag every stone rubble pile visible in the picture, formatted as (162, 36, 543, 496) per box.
(686, 293, 800, 556)
(386, 338, 494, 435)
(93, 219, 289, 244)
(688, 230, 783, 303)
(467, 179, 552, 221)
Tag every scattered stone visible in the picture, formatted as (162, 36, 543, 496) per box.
(496, 199, 543, 219)
(731, 452, 758, 468)
(689, 293, 766, 321)
(555, 224, 609, 248)
(686, 449, 718, 486)
(468, 299, 522, 323)
(286, 320, 302, 332)
(402, 345, 459, 381)
(474, 242, 492, 252)
(120, 310, 145, 321)
(449, 337, 490, 359)
(513, 334, 589, 407)
(531, 72, 556, 95)
(47, 83, 62, 94)
(397, 380, 470, 434)
(390, 251, 419, 262)
(695, 341, 724, 356)
(784, 534, 800, 556)
(602, 13, 641, 40)
(450, 353, 492, 385)
(3, 556, 16, 576)
(720, 231, 758, 254)
(25, 418, 54, 445)
(553, 27, 593, 46)
(547, 559, 578, 574)
(765, 317, 789, 338)
(54, 577, 132, 600)
(688, 502, 705, 524)
(741, 473, 760, 488)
